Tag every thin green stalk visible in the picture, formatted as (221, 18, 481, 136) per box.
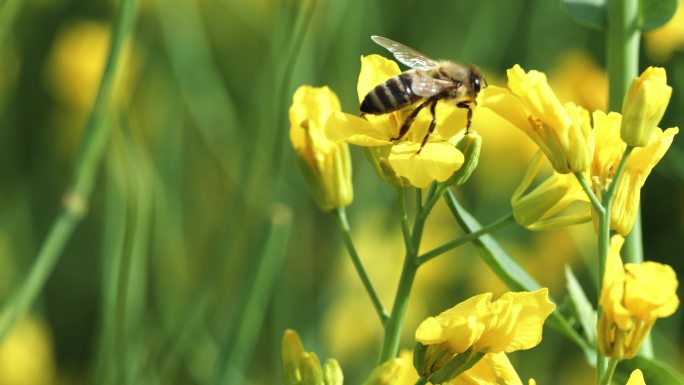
(418, 213, 515, 265)
(397, 188, 414, 254)
(600, 358, 619, 385)
(574, 172, 605, 215)
(335, 208, 389, 324)
(379, 247, 418, 362)
(0, 0, 136, 343)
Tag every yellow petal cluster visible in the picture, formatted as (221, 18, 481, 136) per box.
(511, 151, 591, 230)
(621, 67, 672, 147)
(599, 236, 679, 359)
(482, 65, 594, 174)
(414, 289, 554, 377)
(591, 111, 679, 235)
(281, 329, 344, 385)
(326, 55, 467, 188)
(290, 85, 353, 211)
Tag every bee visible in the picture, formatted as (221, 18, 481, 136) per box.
(360, 36, 486, 151)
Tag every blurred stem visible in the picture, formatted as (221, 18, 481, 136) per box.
(600, 358, 618, 385)
(397, 188, 414, 253)
(0, 0, 136, 343)
(0, 0, 23, 44)
(214, 205, 292, 385)
(417, 213, 515, 265)
(335, 208, 389, 324)
(380, 184, 444, 362)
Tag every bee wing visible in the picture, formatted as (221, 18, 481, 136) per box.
(410, 72, 455, 97)
(371, 35, 438, 71)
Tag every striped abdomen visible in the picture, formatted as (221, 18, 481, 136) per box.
(361, 72, 421, 114)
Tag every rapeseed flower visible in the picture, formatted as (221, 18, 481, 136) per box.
(482, 65, 594, 174)
(413, 289, 554, 381)
(599, 236, 679, 359)
(591, 111, 678, 235)
(290, 85, 353, 211)
(326, 55, 466, 188)
(626, 369, 646, 385)
(621, 67, 672, 147)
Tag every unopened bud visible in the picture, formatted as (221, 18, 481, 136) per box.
(282, 329, 306, 385)
(621, 67, 672, 147)
(323, 359, 343, 385)
(301, 353, 324, 385)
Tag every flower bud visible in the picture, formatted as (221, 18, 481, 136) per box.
(290, 86, 353, 211)
(301, 352, 324, 385)
(365, 147, 407, 187)
(511, 151, 591, 230)
(281, 329, 344, 385)
(323, 359, 343, 385)
(282, 329, 306, 385)
(621, 67, 672, 147)
(447, 131, 482, 186)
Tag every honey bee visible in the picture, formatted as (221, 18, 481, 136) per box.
(361, 36, 486, 151)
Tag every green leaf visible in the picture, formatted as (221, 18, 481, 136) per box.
(564, 266, 597, 346)
(614, 356, 684, 385)
(560, 0, 606, 30)
(639, 0, 679, 31)
(442, 190, 596, 363)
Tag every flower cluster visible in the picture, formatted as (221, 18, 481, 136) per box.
(486, 65, 678, 234)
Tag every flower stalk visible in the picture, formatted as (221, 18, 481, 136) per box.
(335, 208, 389, 324)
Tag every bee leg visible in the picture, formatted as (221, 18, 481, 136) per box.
(391, 98, 432, 142)
(417, 99, 439, 154)
(456, 102, 473, 133)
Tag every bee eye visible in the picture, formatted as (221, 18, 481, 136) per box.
(472, 77, 481, 94)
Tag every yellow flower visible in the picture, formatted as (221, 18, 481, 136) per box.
(281, 329, 344, 385)
(621, 67, 672, 147)
(511, 151, 591, 230)
(591, 110, 679, 235)
(645, 0, 684, 62)
(290, 85, 353, 211)
(482, 65, 594, 174)
(362, 357, 405, 385)
(599, 236, 679, 360)
(414, 289, 555, 378)
(326, 55, 466, 188)
(626, 369, 646, 385)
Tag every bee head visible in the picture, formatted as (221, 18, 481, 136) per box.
(468, 65, 486, 99)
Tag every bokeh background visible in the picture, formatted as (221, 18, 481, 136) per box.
(0, 0, 683, 384)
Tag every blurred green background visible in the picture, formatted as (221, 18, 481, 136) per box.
(0, 0, 683, 384)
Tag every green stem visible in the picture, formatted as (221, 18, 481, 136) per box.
(397, 188, 414, 254)
(380, 184, 444, 362)
(607, 0, 640, 113)
(414, 377, 428, 385)
(574, 172, 605, 215)
(335, 208, 389, 324)
(599, 358, 619, 385)
(418, 213, 515, 265)
(0, 0, 136, 343)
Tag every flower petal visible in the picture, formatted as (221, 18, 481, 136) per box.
(326, 111, 392, 146)
(388, 142, 464, 188)
(357, 54, 402, 103)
